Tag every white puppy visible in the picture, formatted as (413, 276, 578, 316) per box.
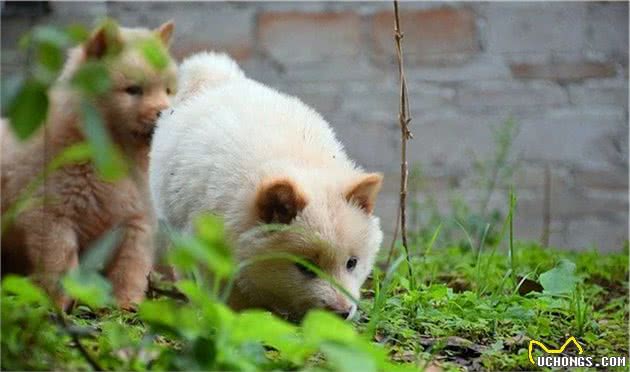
(149, 52, 383, 321)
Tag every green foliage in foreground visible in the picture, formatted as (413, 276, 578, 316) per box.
(1, 214, 627, 371)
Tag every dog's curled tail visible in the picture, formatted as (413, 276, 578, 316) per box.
(175, 51, 245, 104)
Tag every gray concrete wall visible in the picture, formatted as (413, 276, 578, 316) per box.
(2, 2, 628, 251)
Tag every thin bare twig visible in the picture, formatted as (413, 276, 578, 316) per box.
(388, 0, 414, 284)
(385, 208, 400, 267)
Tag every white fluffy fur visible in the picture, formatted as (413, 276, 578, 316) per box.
(149, 52, 383, 320)
(172, 51, 245, 104)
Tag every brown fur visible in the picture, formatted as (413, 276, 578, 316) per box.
(344, 173, 383, 214)
(255, 178, 308, 225)
(1, 21, 177, 309)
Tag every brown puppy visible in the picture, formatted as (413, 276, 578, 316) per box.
(1, 21, 177, 309)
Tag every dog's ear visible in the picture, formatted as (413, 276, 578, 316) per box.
(155, 20, 175, 46)
(345, 173, 383, 214)
(85, 22, 121, 60)
(255, 178, 308, 224)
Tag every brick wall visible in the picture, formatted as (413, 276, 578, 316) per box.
(2, 2, 628, 251)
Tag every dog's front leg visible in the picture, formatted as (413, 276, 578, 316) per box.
(105, 218, 153, 309)
(22, 212, 80, 310)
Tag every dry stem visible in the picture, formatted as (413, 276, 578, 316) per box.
(387, 0, 414, 281)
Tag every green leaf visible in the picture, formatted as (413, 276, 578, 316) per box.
(232, 311, 307, 363)
(539, 259, 579, 296)
(175, 281, 235, 331)
(139, 299, 207, 339)
(138, 299, 178, 329)
(100, 321, 134, 350)
(302, 310, 357, 345)
(202, 301, 236, 332)
(71, 62, 111, 96)
(65, 24, 89, 43)
(80, 101, 128, 181)
(137, 37, 169, 70)
(426, 284, 449, 300)
(37, 42, 65, 74)
(168, 235, 233, 278)
(320, 342, 377, 372)
(7, 80, 48, 140)
(61, 270, 113, 309)
(195, 214, 227, 246)
(195, 214, 232, 262)
(1, 275, 51, 306)
(175, 280, 206, 303)
(48, 142, 93, 170)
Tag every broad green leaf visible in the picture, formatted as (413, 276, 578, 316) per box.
(7, 80, 48, 140)
(167, 237, 202, 271)
(203, 301, 236, 331)
(80, 101, 128, 180)
(232, 311, 306, 363)
(194, 214, 232, 265)
(176, 280, 211, 306)
(48, 142, 93, 170)
(37, 42, 65, 74)
(137, 38, 169, 70)
(195, 214, 227, 246)
(1, 275, 50, 306)
(168, 236, 233, 278)
(65, 24, 89, 43)
(61, 270, 113, 309)
(191, 337, 219, 369)
(72, 62, 111, 96)
(100, 321, 134, 350)
(139, 298, 212, 340)
(302, 310, 357, 345)
(176, 280, 235, 332)
(320, 342, 377, 372)
(138, 299, 178, 330)
(539, 259, 578, 296)
(427, 284, 449, 300)
(302, 311, 397, 371)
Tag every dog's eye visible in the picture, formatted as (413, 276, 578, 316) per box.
(346, 257, 358, 272)
(166, 88, 172, 95)
(295, 261, 317, 279)
(125, 85, 143, 95)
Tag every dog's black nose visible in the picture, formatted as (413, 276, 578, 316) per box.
(325, 303, 355, 320)
(330, 308, 352, 319)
